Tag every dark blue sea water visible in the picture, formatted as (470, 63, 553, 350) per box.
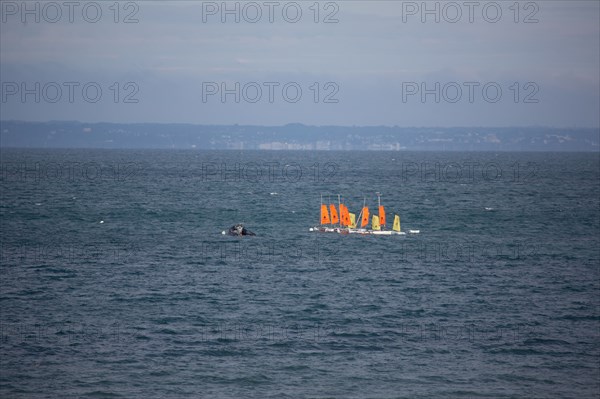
(1, 149, 599, 398)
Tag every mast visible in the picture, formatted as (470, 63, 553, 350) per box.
(320, 193, 323, 225)
(320, 194, 331, 226)
(327, 195, 331, 226)
(360, 198, 369, 228)
(338, 194, 342, 228)
(376, 192, 383, 230)
(356, 197, 365, 229)
(327, 194, 333, 227)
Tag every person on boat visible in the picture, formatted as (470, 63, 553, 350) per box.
(226, 224, 256, 236)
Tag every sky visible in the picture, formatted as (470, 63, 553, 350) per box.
(1, 0, 599, 127)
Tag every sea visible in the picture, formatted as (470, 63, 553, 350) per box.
(1, 149, 599, 398)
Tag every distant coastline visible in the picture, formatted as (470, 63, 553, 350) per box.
(1, 121, 598, 152)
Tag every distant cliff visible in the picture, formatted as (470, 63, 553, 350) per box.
(1, 121, 598, 151)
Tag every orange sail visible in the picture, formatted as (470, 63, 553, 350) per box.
(378, 205, 386, 227)
(340, 204, 351, 226)
(320, 204, 331, 224)
(361, 207, 369, 227)
(345, 204, 351, 226)
(329, 204, 339, 225)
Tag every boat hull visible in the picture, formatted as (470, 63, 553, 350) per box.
(310, 227, 407, 235)
(347, 228, 406, 235)
(310, 226, 345, 233)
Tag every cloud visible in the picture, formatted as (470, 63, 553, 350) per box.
(1, 0, 598, 127)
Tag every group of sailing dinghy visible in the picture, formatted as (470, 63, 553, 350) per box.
(310, 193, 420, 235)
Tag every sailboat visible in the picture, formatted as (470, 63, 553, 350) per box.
(310, 193, 416, 235)
(313, 195, 346, 233)
(347, 193, 405, 235)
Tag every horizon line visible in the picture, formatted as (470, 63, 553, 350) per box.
(1, 120, 599, 130)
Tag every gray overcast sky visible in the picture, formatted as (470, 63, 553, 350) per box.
(1, 0, 599, 127)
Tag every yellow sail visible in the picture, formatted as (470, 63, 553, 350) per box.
(372, 215, 380, 230)
(392, 214, 401, 232)
(349, 213, 356, 228)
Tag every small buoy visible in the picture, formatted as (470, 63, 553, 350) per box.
(221, 231, 226, 235)
(309, 227, 314, 232)
(99, 220, 104, 224)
